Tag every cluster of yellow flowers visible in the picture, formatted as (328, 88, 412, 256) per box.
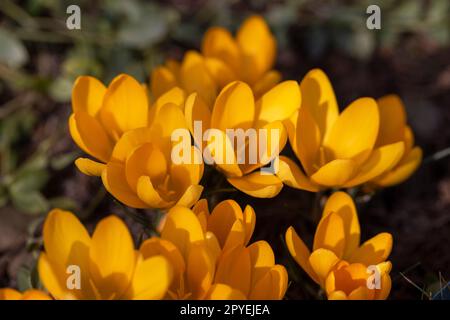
(1, 15, 422, 300)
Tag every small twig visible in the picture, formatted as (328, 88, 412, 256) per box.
(423, 147, 450, 164)
(399, 272, 432, 299)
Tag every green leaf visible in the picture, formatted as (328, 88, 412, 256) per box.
(10, 169, 49, 192)
(48, 77, 73, 102)
(10, 190, 49, 215)
(49, 196, 78, 211)
(0, 29, 29, 68)
(16, 266, 33, 292)
(50, 151, 79, 170)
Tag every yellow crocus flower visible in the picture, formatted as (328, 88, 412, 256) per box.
(0, 288, 51, 300)
(142, 199, 288, 300)
(38, 209, 173, 300)
(278, 68, 409, 191)
(184, 80, 301, 198)
(370, 94, 423, 187)
(285, 191, 392, 300)
(151, 15, 280, 107)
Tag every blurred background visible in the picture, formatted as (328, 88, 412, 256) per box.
(0, 0, 448, 299)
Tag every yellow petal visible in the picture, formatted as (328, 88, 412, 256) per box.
(192, 198, 210, 232)
(170, 146, 204, 188)
(285, 227, 319, 284)
(125, 143, 167, 192)
(139, 237, 185, 286)
(69, 112, 113, 162)
(248, 240, 275, 287)
(252, 70, 281, 99)
(236, 15, 276, 84)
(222, 220, 246, 252)
(323, 97, 379, 165)
(136, 176, 172, 208)
(374, 147, 422, 187)
(89, 215, 136, 300)
(310, 159, 356, 187)
(161, 206, 205, 260)
(375, 273, 392, 300)
(187, 244, 215, 299)
(100, 74, 149, 137)
(0, 288, 22, 300)
(300, 69, 338, 138)
(72, 76, 106, 116)
(322, 192, 360, 259)
(180, 51, 217, 106)
(204, 231, 221, 264)
(276, 156, 319, 192)
(204, 128, 242, 177)
(185, 93, 211, 147)
(204, 57, 238, 88)
(204, 284, 246, 300)
(152, 86, 185, 110)
(249, 265, 288, 300)
(349, 233, 393, 265)
(308, 248, 340, 284)
(207, 200, 243, 247)
(215, 246, 251, 296)
(126, 255, 173, 300)
(102, 162, 147, 208)
(202, 27, 240, 71)
(255, 81, 301, 126)
(211, 81, 255, 131)
(376, 94, 406, 146)
(227, 172, 283, 198)
(21, 290, 52, 300)
(175, 184, 204, 208)
(111, 127, 153, 162)
(293, 105, 322, 176)
(328, 290, 348, 300)
(243, 205, 256, 245)
(313, 212, 346, 258)
(38, 253, 67, 299)
(344, 142, 405, 188)
(3, 288, 23, 300)
(348, 286, 370, 300)
(150, 66, 177, 99)
(75, 158, 105, 176)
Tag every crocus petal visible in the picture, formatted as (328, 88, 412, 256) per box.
(205, 231, 221, 264)
(152, 86, 185, 111)
(161, 206, 205, 260)
(125, 143, 167, 192)
(208, 199, 243, 247)
(139, 237, 185, 286)
(344, 142, 405, 188)
(125, 255, 173, 300)
(249, 265, 288, 300)
(300, 69, 338, 139)
(202, 27, 240, 71)
(243, 205, 256, 245)
(227, 172, 283, 198)
(323, 97, 379, 165)
(100, 74, 149, 137)
(254, 81, 301, 126)
(185, 93, 211, 147)
(75, 158, 106, 176)
(236, 15, 276, 84)
(308, 249, 340, 284)
(204, 128, 242, 177)
(136, 176, 173, 208)
(285, 227, 319, 284)
(180, 51, 217, 106)
(211, 81, 255, 131)
(376, 94, 406, 146)
(374, 147, 422, 187)
(252, 70, 281, 99)
(328, 290, 348, 300)
(349, 233, 393, 266)
(187, 244, 215, 299)
(0, 288, 22, 300)
(310, 159, 356, 187)
(21, 290, 52, 300)
(248, 240, 275, 287)
(111, 127, 153, 162)
(102, 162, 147, 208)
(69, 112, 113, 162)
(89, 215, 136, 300)
(175, 185, 204, 208)
(348, 286, 370, 300)
(72, 76, 106, 116)
(276, 156, 320, 192)
(204, 284, 246, 300)
(313, 212, 346, 258)
(322, 192, 360, 259)
(375, 274, 392, 300)
(215, 246, 251, 297)
(204, 57, 238, 88)
(222, 220, 246, 252)
(38, 253, 68, 299)
(150, 66, 177, 99)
